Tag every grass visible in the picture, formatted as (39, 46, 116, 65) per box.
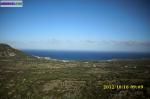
(0, 58, 150, 99)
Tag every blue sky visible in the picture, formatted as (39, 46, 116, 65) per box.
(0, 0, 150, 52)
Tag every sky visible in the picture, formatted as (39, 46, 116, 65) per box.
(0, 0, 150, 52)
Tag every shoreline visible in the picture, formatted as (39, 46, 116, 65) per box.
(32, 55, 150, 62)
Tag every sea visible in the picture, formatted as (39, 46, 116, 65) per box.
(22, 50, 150, 61)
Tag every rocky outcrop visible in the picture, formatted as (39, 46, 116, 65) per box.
(0, 43, 30, 59)
(0, 44, 16, 57)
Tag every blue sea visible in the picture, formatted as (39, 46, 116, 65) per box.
(22, 50, 150, 61)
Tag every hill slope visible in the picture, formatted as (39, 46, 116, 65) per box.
(0, 43, 31, 59)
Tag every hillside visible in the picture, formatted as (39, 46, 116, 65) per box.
(0, 44, 150, 99)
(0, 43, 32, 59)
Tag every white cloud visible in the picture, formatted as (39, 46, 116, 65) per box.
(1, 39, 150, 52)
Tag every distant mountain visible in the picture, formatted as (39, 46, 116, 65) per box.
(0, 43, 31, 59)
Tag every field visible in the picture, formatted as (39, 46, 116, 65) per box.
(0, 57, 150, 99)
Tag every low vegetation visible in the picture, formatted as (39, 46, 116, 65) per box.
(0, 58, 150, 99)
(0, 44, 150, 99)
